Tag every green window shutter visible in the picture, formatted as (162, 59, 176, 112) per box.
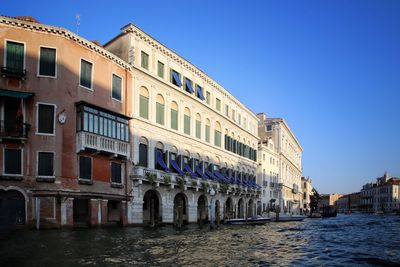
(80, 60, 92, 88)
(112, 74, 122, 100)
(195, 120, 201, 139)
(171, 109, 178, 130)
(141, 51, 149, 69)
(6, 41, 24, 71)
(39, 47, 56, 76)
(156, 103, 164, 125)
(205, 125, 210, 143)
(184, 115, 191, 135)
(157, 61, 164, 78)
(214, 130, 221, 147)
(139, 96, 149, 119)
(216, 98, 221, 111)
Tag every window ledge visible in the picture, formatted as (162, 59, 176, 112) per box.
(78, 179, 93, 185)
(110, 183, 124, 189)
(0, 175, 23, 181)
(36, 177, 55, 183)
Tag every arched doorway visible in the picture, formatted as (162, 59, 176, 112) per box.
(248, 199, 254, 218)
(197, 195, 208, 225)
(174, 192, 187, 229)
(238, 198, 245, 218)
(143, 190, 161, 226)
(0, 189, 25, 229)
(225, 197, 233, 220)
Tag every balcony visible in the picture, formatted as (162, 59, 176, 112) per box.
(76, 131, 129, 158)
(1, 66, 26, 80)
(0, 120, 30, 140)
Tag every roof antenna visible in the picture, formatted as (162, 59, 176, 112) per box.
(75, 14, 81, 34)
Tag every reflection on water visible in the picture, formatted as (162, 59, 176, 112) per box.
(1, 214, 400, 266)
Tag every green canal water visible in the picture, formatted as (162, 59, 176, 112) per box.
(1, 214, 399, 266)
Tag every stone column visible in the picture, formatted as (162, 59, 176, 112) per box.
(89, 199, 99, 227)
(162, 192, 174, 224)
(129, 186, 144, 224)
(61, 197, 74, 227)
(101, 199, 108, 225)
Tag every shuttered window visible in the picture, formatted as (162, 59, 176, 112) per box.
(111, 162, 122, 184)
(141, 51, 149, 70)
(80, 59, 92, 89)
(216, 98, 221, 111)
(112, 74, 122, 101)
(38, 152, 54, 177)
(38, 104, 55, 134)
(205, 125, 210, 143)
(79, 156, 91, 180)
(195, 120, 201, 139)
(4, 148, 22, 175)
(139, 144, 148, 167)
(156, 103, 164, 125)
(214, 130, 221, 147)
(39, 47, 56, 77)
(170, 109, 178, 130)
(157, 61, 164, 78)
(139, 95, 149, 119)
(6, 41, 24, 71)
(184, 114, 191, 135)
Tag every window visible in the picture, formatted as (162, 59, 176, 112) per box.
(111, 162, 122, 184)
(156, 94, 165, 125)
(205, 119, 210, 143)
(157, 61, 164, 78)
(39, 47, 56, 77)
(5, 41, 24, 73)
(139, 137, 148, 167)
(196, 85, 205, 100)
(266, 125, 272, 131)
(195, 113, 201, 139)
(171, 69, 182, 87)
(139, 87, 149, 119)
(206, 91, 210, 104)
(79, 156, 91, 180)
(80, 59, 93, 89)
(38, 152, 54, 177)
(184, 108, 191, 135)
(184, 78, 194, 93)
(141, 51, 149, 70)
(216, 98, 221, 111)
(214, 122, 221, 147)
(170, 101, 178, 130)
(37, 104, 55, 134)
(232, 109, 235, 121)
(4, 148, 22, 175)
(225, 105, 229, 116)
(112, 74, 122, 101)
(238, 114, 241, 124)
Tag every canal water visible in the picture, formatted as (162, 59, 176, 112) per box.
(1, 214, 399, 266)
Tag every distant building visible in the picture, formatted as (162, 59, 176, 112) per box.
(301, 177, 313, 212)
(336, 192, 360, 213)
(360, 172, 400, 213)
(320, 193, 343, 209)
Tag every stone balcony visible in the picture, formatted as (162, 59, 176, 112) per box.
(76, 131, 130, 158)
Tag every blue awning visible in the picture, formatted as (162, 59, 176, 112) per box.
(0, 89, 34, 99)
(195, 166, 208, 180)
(185, 79, 194, 93)
(156, 151, 171, 172)
(205, 169, 217, 180)
(172, 72, 182, 87)
(196, 85, 205, 100)
(184, 164, 197, 177)
(215, 171, 228, 182)
(170, 160, 185, 175)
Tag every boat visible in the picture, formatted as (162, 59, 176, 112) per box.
(309, 212, 322, 218)
(226, 215, 271, 225)
(321, 205, 337, 217)
(275, 215, 306, 222)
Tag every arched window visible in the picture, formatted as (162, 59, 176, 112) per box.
(205, 118, 211, 143)
(139, 86, 149, 119)
(183, 107, 191, 135)
(155, 141, 165, 170)
(170, 101, 178, 130)
(139, 136, 148, 167)
(156, 94, 164, 125)
(214, 122, 221, 147)
(195, 113, 201, 139)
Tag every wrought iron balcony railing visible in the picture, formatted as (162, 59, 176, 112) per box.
(1, 66, 27, 80)
(0, 120, 30, 139)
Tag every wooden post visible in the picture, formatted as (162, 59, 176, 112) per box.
(178, 198, 183, 229)
(216, 202, 220, 227)
(150, 198, 155, 227)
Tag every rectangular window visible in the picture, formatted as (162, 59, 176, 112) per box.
(232, 109, 235, 121)
(214, 130, 221, 147)
(196, 85, 206, 100)
(206, 91, 211, 105)
(266, 125, 272, 131)
(139, 144, 148, 167)
(139, 95, 149, 119)
(184, 77, 194, 93)
(112, 74, 122, 101)
(238, 114, 241, 124)
(184, 115, 191, 135)
(156, 103, 164, 125)
(171, 109, 178, 130)
(80, 59, 92, 89)
(205, 125, 210, 143)
(39, 47, 56, 77)
(225, 105, 229, 116)
(216, 98, 221, 111)
(171, 69, 182, 87)
(6, 41, 24, 72)
(111, 162, 122, 184)
(141, 51, 149, 70)
(4, 148, 22, 175)
(38, 152, 54, 177)
(38, 104, 55, 134)
(157, 61, 164, 78)
(79, 156, 91, 180)
(195, 120, 201, 139)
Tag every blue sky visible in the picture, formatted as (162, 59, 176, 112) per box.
(2, 0, 399, 194)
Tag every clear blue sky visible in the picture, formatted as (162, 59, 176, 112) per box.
(2, 0, 400, 194)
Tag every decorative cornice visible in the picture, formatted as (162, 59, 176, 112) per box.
(0, 16, 132, 71)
